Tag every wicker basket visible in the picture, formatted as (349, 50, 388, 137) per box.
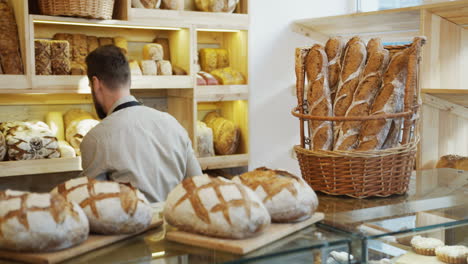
(38, 0, 115, 20)
(292, 37, 426, 198)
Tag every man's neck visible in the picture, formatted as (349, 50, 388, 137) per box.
(104, 90, 131, 114)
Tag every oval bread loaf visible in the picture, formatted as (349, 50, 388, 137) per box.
(51, 177, 153, 235)
(0, 190, 89, 252)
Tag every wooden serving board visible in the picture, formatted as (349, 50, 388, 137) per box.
(166, 212, 325, 255)
(0, 217, 163, 264)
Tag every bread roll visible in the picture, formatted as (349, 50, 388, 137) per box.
(50, 40, 71, 75)
(139, 60, 158, 75)
(196, 121, 215, 157)
(52, 177, 153, 234)
(157, 60, 172, 75)
(98, 37, 114, 47)
(233, 167, 318, 222)
(436, 155, 468, 171)
(0, 132, 5, 161)
(333, 37, 367, 140)
(129, 60, 143, 76)
(203, 112, 240, 155)
(0, 0, 24, 74)
(334, 38, 389, 150)
(0, 190, 89, 252)
(357, 48, 410, 151)
(87, 36, 99, 53)
(325, 37, 345, 102)
(164, 175, 270, 239)
(305, 44, 333, 150)
(114, 37, 128, 55)
(34, 40, 52, 75)
(66, 119, 99, 155)
(46, 111, 65, 141)
(58, 140, 76, 158)
(72, 34, 88, 64)
(199, 48, 217, 73)
(161, 0, 184, 10)
(143, 44, 164, 61)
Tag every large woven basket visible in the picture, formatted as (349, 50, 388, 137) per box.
(39, 0, 115, 20)
(292, 37, 426, 198)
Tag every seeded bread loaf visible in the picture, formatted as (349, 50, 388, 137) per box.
(35, 40, 52, 75)
(0, 0, 24, 74)
(51, 40, 71, 75)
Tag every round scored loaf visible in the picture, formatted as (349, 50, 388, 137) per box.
(164, 175, 271, 239)
(233, 167, 319, 222)
(0, 190, 89, 252)
(203, 112, 240, 155)
(52, 177, 152, 235)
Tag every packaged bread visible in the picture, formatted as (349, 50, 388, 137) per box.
(198, 71, 219, 85)
(87, 36, 99, 53)
(50, 40, 71, 75)
(333, 37, 367, 140)
(305, 44, 333, 150)
(52, 177, 153, 234)
(71, 62, 86, 75)
(210, 67, 245, 85)
(436, 155, 468, 171)
(195, 0, 238, 12)
(172, 65, 187, 75)
(98, 37, 114, 47)
(203, 111, 240, 155)
(3, 121, 60, 161)
(139, 60, 158, 75)
(58, 140, 76, 158)
(334, 38, 389, 151)
(0, 0, 24, 74)
(66, 119, 99, 155)
(325, 37, 345, 102)
(157, 60, 172, 75)
(164, 175, 270, 239)
(357, 47, 410, 151)
(34, 40, 52, 75)
(197, 73, 207, 85)
(46, 111, 65, 141)
(0, 132, 5, 161)
(114, 37, 128, 55)
(196, 121, 215, 157)
(0, 190, 89, 252)
(143, 43, 164, 61)
(129, 60, 143, 76)
(161, 0, 184, 10)
(216, 49, 229, 68)
(132, 0, 161, 8)
(199, 48, 217, 73)
(153, 38, 171, 60)
(233, 167, 318, 222)
(72, 34, 88, 64)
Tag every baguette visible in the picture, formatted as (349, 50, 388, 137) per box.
(333, 37, 367, 141)
(305, 44, 333, 150)
(334, 38, 389, 150)
(325, 37, 345, 103)
(357, 48, 410, 151)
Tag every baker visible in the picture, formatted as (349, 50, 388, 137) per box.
(80, 45, 202, 202)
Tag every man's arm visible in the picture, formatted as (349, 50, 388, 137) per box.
(185, 139, 202, 178)
(80, 133, 107, 179)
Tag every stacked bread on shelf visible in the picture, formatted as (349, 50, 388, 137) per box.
(0, 0, 24, 74)
(304, 36, 415, 151)
(198, 48, 245, 85)
(203, 111, 240, 155)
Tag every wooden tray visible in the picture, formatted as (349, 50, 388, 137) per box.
(166, 212, 325, 254)
(0, 216, 163, 264)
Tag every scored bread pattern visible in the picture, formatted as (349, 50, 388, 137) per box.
(56, 178, 147, 219)
(0, 192, 79, 238)
(173, 177, 261, 225)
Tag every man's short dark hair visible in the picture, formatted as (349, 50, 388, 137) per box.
(86, 45, 130, 90)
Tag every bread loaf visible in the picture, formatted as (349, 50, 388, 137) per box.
(114, 37, 128, 55)
(0, 132, 5, 161)
(0, 0, 24, 74)
(72, 34, 88, 64)
(196, 121, 215, 158)
(52, 177, 153, 234)
(198, 71, 219, 85)
(98, 37, 114, 47)
(87, 36, 99, 53)
(0, 190, 89, 252)
(357, 48, 410, 151)
(333, 37, 367, 139)
(203, 112, 240, 155)
(199, 48, 217, 73)
(66, 119, 99, 156)
(143, 44, 164, 61)
(197, 73, 207, 85)
(58, 140, 76, 158)
(334, 38, 389, 150)
(139, 60, 158, 75)
(157, 60, 172, 75)
(46, 111, 65, 141)
(161, 0, 184, 10)
(35, 40, 52, 75)
(436, 155, 468, 171)
(164, 175, 270, 239)
(305, 44, 333, 150)
(64, 109, 95, 129)
(325, 37, 345, 102)
(131, 0, 161, 8)
(211, 67, 245, 85)
(194, 0, 238, 12)
(51, 40, 71, 75)
(71, 62, 86, 75)
(153, 38, 171, 61)
(233, 167, 318, 222)
(216, 49, 229, 68)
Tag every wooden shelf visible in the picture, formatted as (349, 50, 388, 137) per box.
(129, 8, 249, 30)
(422, 89, 468, 107)
(198, 154, 249, 170)
(0, 157, 82, 178)
(0, 75, 30, 90)
(195, 85, 249, 102)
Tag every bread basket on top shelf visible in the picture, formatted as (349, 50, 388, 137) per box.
(38, 0, 115, 20)
(292, 37, 426, 199)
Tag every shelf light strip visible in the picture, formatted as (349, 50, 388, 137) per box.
(196, 28, 241, 32)
(33, 19, 181, 30)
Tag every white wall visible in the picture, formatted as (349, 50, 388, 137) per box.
(248, 0, 355, 174)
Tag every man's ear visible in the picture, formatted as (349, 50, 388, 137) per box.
(92, 76, 102, 93)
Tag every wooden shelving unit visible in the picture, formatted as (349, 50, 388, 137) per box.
(293, 0, 468, 170)
(0, 0, 250, 177)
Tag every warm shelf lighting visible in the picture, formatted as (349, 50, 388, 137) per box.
(151, 251, 166, 258)
(33, 20, 182, 31)
(197, 28, 241, 32)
